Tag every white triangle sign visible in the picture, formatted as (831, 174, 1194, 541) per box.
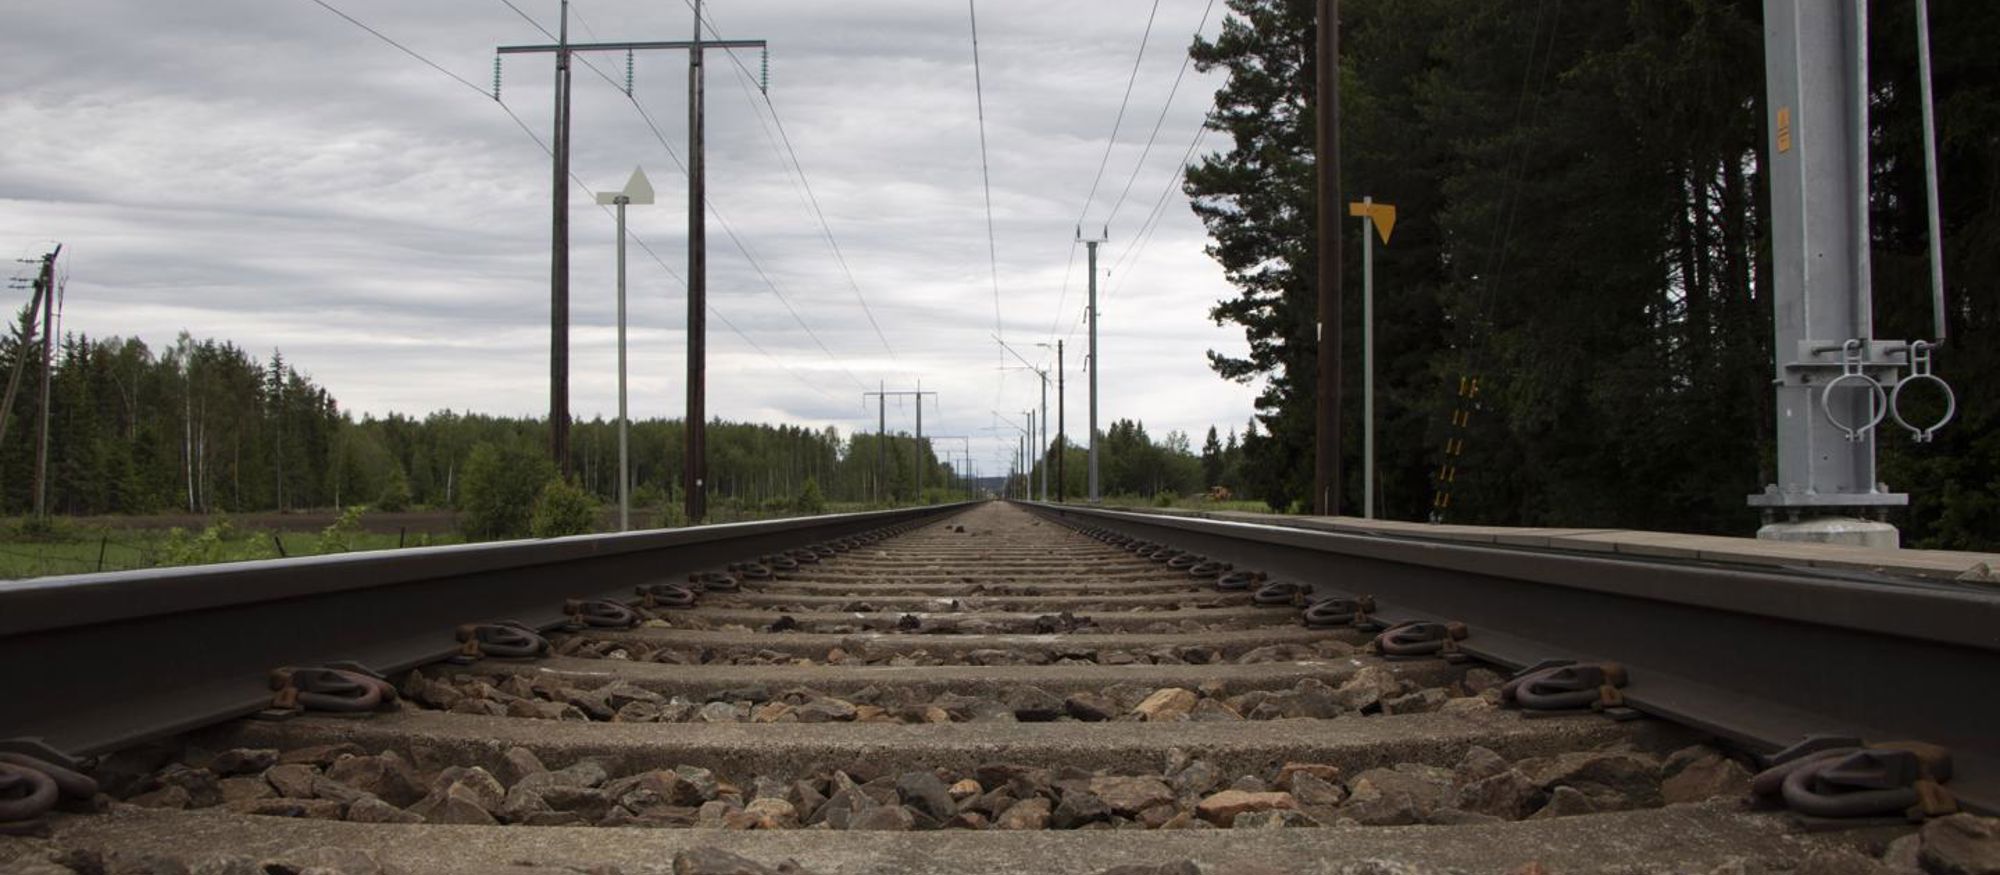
(623, 166, 654, 205)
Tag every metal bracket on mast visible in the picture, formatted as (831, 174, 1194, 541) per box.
(1749, 0, 1955, 545)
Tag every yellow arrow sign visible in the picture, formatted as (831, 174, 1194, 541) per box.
(1348, 201, 1397, 245)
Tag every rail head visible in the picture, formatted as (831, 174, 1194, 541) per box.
(0, 503, 974, 757)
(1018, 501, 2000, 813)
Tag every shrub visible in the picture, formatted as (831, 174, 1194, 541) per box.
(11, 515, 76, 542)
(531, 477, 598, 538)
(377, 467, 412, 512)
(458, 442, 556, 540)
(160, 519, 237, 566)
(795, 478, 826, 515)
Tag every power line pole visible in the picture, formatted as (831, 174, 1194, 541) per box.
(497, 7, 767, 521)
(1313, 0, 1344, 517)
(1079, 229, 1106, 503)
(875, 380, 885, 503)
(863, 387, 938, 503)
(550, 0, 573, 479)
(1025, 409, 1035, 500)
(1055, 340, 1065, 503)
(926, 436, 973, 499)
(995, 337, 1050, 502)
(915, 382, 927, 502)
(685, 0, 709, 526)
(33, 248, 58, 518)
(1, 247, 54, 469)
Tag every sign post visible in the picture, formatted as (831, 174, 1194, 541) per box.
(1349, 198, 1396, 519)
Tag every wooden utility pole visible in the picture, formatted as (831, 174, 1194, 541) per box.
(550, 0, 574, 478)
(497, 2, 765, 519)
(32, 247, 59, 517)
(1313, 0, 1344, 516)
(685, 0, 710, 525)
(0, 247, 54, 458)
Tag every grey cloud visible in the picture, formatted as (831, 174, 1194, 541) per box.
(2, 0, 1262, 475)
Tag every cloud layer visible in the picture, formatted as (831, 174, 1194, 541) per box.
(0, 0, 1264, 478)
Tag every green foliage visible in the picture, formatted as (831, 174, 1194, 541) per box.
(11, 515, 77, 542)
(376, 467, 411, 512)
(1153, 490, 1177, 508)
(795, 477, 826, 515)
(1185, 0, 1998, 543)
(530, 478, 598, 538)
(316, 505, 365, 553)
(458, 443, 555, 540)
(159, 518, 249, 567)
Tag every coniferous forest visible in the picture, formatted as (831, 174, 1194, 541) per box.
(0, 329, 1227, 525)
(0, 330, 951, 518)
(1187, 0, 1997, 549)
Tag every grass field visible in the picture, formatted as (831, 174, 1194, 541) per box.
(0, 499, 909, 580)
(0, 522, 468, 580)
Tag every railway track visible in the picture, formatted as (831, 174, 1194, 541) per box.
(2, 502, 1996, 874)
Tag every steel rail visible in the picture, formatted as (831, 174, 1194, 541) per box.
(0, 503, 968, 760)
(1020, 501, 2000, 813)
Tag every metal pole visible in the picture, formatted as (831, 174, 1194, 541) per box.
(1747, 0, 1909, 541)
(1028, 410, 1037, 499)
(1056, 340, 1065, 503)
(1086, 237, 1102, 503)
(615, 197, 630, 531)
(1313, 0, 1343, 517)
(1038, 373, 1048, 501)
(550, 0, 573, 477)
(877, 382, 885, 503)
(684, 0, 707, 524)
(1362, 196, 1375, 520)
(915, 383, 924, 503)
(1913, 0, 1946, 342)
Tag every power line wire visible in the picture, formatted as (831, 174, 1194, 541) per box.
(690, 4, 902, 370)
(306, 0, 490, 97)
(498, 0, 872, 393)
(303, 0, 847, 404)
(1103, 0, 1216, 230)
(968, 0, 1005, 365)
(1061, 101, 1214, 344)
(1047, 0, 1174, 344)
(1075, 0, 1162, 228)
(1105, 126, 1209, 302)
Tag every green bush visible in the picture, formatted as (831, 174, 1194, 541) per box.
(377, 467, 412, 512)
(11, 515, 77, 543)
(531, 477, 598, 538)
(1153, 490, 1178, 507)
(632, 483, 666, 512)
(458, 442, 556, 540)
(795, 478, 826, 515)
(160, 519, 240, 566)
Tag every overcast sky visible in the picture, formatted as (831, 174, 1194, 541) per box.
(1, 0, 1262, 479)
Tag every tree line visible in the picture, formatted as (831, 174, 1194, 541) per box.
(0, 328, 1238, 525)
(0, 330, 967, 519)
(1185, 0, 1996, 548)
